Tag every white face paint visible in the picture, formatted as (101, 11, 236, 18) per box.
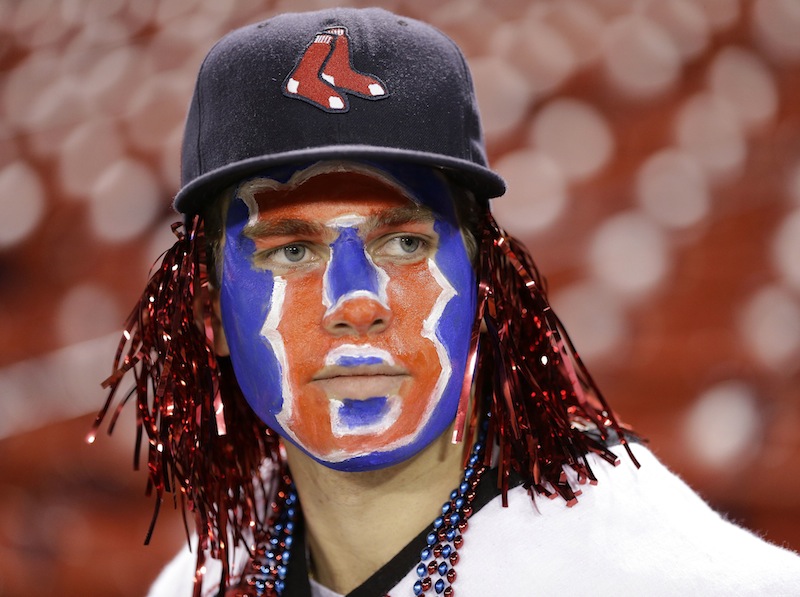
(220, 163, 476, 471)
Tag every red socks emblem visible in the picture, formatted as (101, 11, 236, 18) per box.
(283, 26, 389, 113)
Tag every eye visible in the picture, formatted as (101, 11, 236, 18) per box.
(282, 245, 307, 262)
(396, 236, 421, 253)
(254, 243, 319, 270)
(372, 234, 432, 262)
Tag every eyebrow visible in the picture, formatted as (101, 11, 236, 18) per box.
(361, 204, 435, 234)
(243, 205, 435, 240)
(243, 218, 325, 240)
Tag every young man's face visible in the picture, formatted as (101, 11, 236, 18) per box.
(219, 164, 475, 471)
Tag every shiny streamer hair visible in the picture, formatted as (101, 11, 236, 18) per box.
(89, 217, 282, 595)
(455, 211, 639, 505)
(92, 210, 638, 595)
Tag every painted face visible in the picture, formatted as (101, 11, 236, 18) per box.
(219, 163, 475, 471)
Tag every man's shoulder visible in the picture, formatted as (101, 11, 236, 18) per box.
(149, 444, 800, 597)
(147, 540, 197, 597)
(147, 535, 242, 597)
(451, 443, 800, 595)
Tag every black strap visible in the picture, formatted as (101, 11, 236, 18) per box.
(283, 435, 636, 596)
(280, 467, 518, 597)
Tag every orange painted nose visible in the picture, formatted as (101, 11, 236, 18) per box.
(323, 295, 392, 337)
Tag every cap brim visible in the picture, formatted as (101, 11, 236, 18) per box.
(174, 145, 506, 215)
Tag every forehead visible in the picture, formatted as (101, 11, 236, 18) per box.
(245, 171, 422, 222)
(230, 164, 460, 225)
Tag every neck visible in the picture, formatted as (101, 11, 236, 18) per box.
(283, 428, 466, 594)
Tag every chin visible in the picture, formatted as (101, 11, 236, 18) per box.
(317, 444, 428, 472)
(289, 430, 443, 472)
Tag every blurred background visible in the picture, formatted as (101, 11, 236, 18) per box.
(1, 0, 799, 594)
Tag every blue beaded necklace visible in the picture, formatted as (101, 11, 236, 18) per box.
(411, 430, 487, 597)
(238, 424, 488, 597)
(238, 471, 299, 596)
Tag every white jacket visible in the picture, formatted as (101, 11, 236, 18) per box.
(149, 443, 800, 596)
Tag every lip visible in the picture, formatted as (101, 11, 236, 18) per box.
(311, 365, 410, 400)
(312, 364, 408, 380)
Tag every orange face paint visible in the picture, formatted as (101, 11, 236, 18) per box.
(220, 164, 475, 470)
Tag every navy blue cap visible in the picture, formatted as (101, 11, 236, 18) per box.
(175, 7, 506, 215)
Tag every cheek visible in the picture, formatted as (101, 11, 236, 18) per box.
(383, 262, 444, 386)
(219, 241, 290, 424)
(276, 272, 328, 372)
(220, 199, 275, 349)
(220, 240, 272, 348)
(384, 263, 441, 328)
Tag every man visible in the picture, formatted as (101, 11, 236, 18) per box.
(95, 8, 800, 597)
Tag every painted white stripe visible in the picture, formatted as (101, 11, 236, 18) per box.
(415, 257, 456, 442)
(323, 290, 390, 317)
(366, 250, 390, 308)
(259, 277, 298, 437)
(321, 245, 334, 311)
(325, 214, 365, 228)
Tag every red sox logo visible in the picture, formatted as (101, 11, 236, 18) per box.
(282, 26, 389, 113)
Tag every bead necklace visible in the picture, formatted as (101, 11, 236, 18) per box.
(235, 472, 299, 596)
(237, 426, 488, 597)
(410, 429, 487, 597)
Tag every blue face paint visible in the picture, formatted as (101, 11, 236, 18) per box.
(219, 192, 286, 424)
(218, 163, 476, 471)
(324, 226, 384, 309)
(335, 355, 384, 367)
(336, 397, 390, 429)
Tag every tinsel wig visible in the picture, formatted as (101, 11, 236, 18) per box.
(92, 206, 636, 592)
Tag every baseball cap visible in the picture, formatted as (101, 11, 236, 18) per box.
(175, 7, 506, 215)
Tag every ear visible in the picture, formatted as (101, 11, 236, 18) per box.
(209, 286, 230, 356)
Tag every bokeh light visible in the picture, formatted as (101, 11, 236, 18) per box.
(636, 148, 710, 230)
(738, 285, 800, 372)
(674, 92, 746, 178)
(771, 209, 800, 293)
(753, 0, 800, 61)
(695, 0, 740, 30)
(542, 1, 604, 67)
(490, 19, 576, 97)
(58, 119, 125, 198)
(551, 281, 628, 361)
(471, 56, 532, 142)
(491, 149, 567, 236)
(708, 46, 778, 130)
(684, 380, 762, 469)
(0, 162, 45, 249)
(529, 98, 614, 181)
(56, 283, 123, 345)
(644, 0, 710, 60)
(88, 159, 163, 242)
(589, 210, 670, 298)
(602, 14, 681, 97)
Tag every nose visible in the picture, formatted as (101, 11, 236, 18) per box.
(322, 226, 392, 336)
(323, 294, 392, 336)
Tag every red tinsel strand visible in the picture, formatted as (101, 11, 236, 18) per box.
(91, 217, 282, 594)
(476, 211, 638, 508)
(453, 271, 491, 445)
(222, 465, 296, 597)
(502, 229, 639, 470)
(501, 221, 636, 461)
